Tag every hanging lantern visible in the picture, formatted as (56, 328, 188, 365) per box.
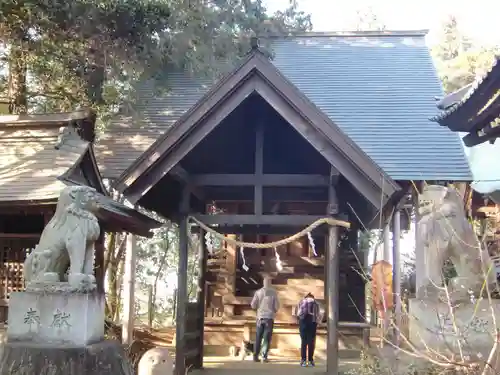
(371, 260, 394, 316)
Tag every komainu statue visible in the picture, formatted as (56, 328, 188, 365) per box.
(24, 185, 101, 290)
(417, 185, 497, 303)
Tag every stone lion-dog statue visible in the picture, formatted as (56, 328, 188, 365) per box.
(24, 185, 101, 290)
(417, 185, 497, 304)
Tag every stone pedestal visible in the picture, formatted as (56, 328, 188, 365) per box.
(7, 289, 104, 346)
(0, 340, 132, 375)
(409, 298, 500, 356)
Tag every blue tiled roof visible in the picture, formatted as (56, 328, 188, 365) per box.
(96, 31, 472, 181)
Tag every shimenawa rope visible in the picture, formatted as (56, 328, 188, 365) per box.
(188, 216, 350, 249)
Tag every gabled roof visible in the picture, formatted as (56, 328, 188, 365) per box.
(96, 31, 471, 181)
(0, 110, 104, 202)
(436, 83, 474, 111)
(432, 57, 500, 127)
(0, 109, 162, 236)
(113, 49, 400, 209)
(432, 57, 500, 146)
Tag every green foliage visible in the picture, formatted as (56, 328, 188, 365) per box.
(0, 0, 311, 122)
(135, 222, 201, 327)
(431, 15, 499, 94)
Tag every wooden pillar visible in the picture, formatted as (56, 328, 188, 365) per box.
(383, 224, 391, 262)
(122, 232, 136, 345)
(254, 121, 264, 216)
(414, 182, 425, 296)
(175, 188, 190, 375)
(392, 209, 402, 346)
(195, 229, 208, 369)
(381, 223, 391, 344)
(326, 170, 340, 375)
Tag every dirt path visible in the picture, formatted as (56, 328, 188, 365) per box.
(194, 356, 360, 375)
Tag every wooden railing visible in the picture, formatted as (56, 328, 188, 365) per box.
(0, 234, 39, 322)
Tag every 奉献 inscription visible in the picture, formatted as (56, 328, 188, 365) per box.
(50, 309, 71, 330)
(435, 312, 489, 344)
(23, 307, 40, 332)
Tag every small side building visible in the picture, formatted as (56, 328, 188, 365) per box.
(433, 57, 500, 146)
(0, 109, 161, 324)
(433, 57, 500, 263)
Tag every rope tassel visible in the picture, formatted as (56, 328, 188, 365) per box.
(204, 231, 214, 254)
(307, 232, 318, 257)
(274, 247, 283, 272)
(240, 247, 249, 271)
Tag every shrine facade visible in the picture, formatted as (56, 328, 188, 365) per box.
(103, 32, 472, 375)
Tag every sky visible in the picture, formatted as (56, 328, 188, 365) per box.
(264, 0, 500, 47)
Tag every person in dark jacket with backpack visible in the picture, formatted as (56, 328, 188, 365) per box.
(293, 293, 322, 367)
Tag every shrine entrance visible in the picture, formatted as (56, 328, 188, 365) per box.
(113, 49, 403, 375)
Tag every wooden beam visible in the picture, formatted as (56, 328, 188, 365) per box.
(196, 228, 208, 369)
(253, 79, 396, 207)
(122, 81, 256, 204)
(192, 214, 326, 226)
(462, 120, 500, 146)
(254, 121, 264, 215)
(170, 165, 205, 201)
(175, 188, 190, 375)
(203, 186, 328, 202)
(192, 173, 329, 187)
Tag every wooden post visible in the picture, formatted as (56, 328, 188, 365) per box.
(383, 224, 391, 262)
(392, 209, 402, 346)
(175, 188, 190, 375)
(381, 224, 391, 344)
(195, 228, 208, 369)
(147, 285, 154, 328)
(122, 233, 136, 345)
(414, 182, 424, 296)
(172, 288, 177, 325)
(254, 121, 264, 216)
(326, 170, 340, 375)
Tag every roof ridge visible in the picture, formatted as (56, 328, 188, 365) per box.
(266, 30, 429, 38)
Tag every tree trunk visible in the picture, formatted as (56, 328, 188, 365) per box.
(114, 256, 125, 322)
(8, 37, 28, 114)
(104, 232, 117, 319)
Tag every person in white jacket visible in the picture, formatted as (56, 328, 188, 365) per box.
(250, 276, 280, 362)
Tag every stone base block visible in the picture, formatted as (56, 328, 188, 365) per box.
(7, 290, 104, 346)
(0, 340, 132, 375)
(409, 298, 500, 356)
